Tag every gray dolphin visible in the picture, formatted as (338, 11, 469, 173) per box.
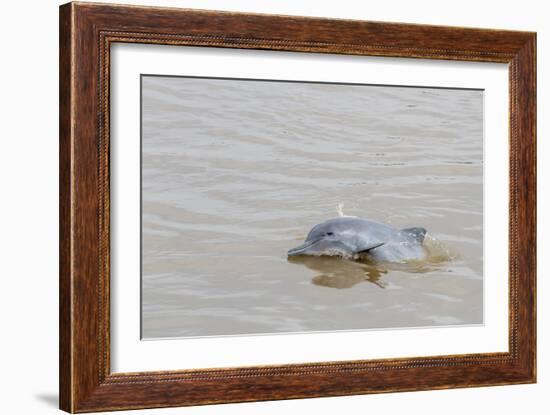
(288, 217, 427, 263)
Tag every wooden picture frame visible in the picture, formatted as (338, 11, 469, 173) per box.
(59, 2, 536, 412)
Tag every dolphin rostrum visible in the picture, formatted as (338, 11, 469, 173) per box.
(287, 217, 427, 263)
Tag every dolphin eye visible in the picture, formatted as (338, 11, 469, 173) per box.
(326, 232, 334, 236)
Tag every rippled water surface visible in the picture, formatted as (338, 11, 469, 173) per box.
(141, 75, 483, 338)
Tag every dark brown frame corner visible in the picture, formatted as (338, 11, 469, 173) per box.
(59, 1, 536, 412)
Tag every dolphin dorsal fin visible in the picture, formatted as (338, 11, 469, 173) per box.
(401, 227, 427, 244)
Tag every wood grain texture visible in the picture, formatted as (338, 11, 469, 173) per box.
(59, 3, 73, 411)
(59, 2, 537, 412)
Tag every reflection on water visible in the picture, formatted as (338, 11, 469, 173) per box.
(140, 74, 484, 339)
(289, 255, 389, 289)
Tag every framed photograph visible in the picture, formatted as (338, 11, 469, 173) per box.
(59, 2, 536, 412)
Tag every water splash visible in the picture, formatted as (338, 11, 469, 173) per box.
(336, 203, 357, 218)
(423, 234, 460, 263)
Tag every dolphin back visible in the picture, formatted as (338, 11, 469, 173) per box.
(401, 227, 427, 244)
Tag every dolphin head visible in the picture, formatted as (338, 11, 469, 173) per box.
(287, 218, 388, 258)
(287, 221, 347, 257)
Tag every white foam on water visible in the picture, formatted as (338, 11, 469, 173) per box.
(336, 202, 357, 218)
